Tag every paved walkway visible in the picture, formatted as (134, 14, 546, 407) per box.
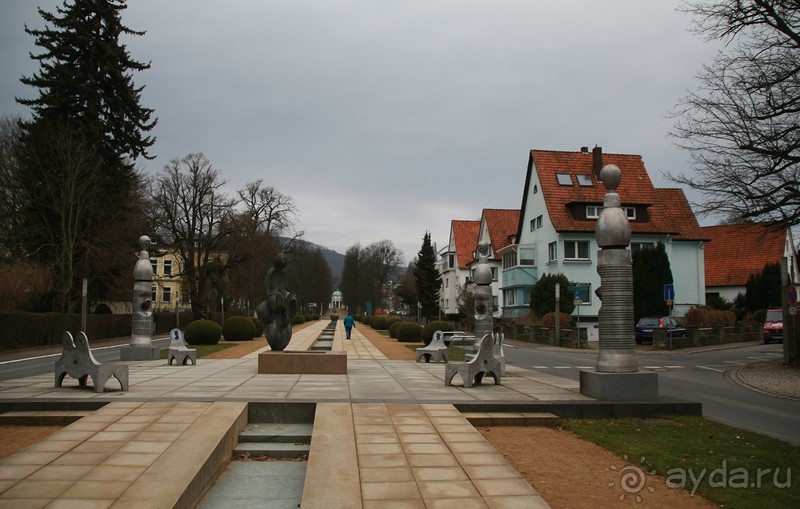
(0, 319, 794, 508)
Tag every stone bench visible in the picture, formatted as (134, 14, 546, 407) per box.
(55, 331, 129, 392)
(444, 333, 502, 388)
(465, 332, 505, 375)
(167, 328, 197, 366)
(416, 330, 449, 363)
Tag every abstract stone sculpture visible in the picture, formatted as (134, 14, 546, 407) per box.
(256, 253, 299, 351)
(121, 235, 161, 360)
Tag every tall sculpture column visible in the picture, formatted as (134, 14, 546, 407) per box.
(121, 235, 162, 360)
(579, 165, 658, 400)
(472, 242, 493, 339)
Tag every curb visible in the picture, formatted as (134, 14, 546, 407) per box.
(726, 363, 800, 402)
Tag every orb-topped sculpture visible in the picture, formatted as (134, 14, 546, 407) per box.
(579, 164, 658, 400)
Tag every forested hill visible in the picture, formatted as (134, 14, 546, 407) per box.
(278, 237, 345, 279)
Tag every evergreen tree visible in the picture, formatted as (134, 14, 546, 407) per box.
(18, 0, 156, 176)
(13, 0, 156, 310)
(744, 262, 782, 311)
(632, 243, 673, 321)
(530, 273, 574, 318)
(413, 232, 441, 320)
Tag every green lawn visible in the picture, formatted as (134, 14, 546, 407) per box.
(562, 416, 799, 508)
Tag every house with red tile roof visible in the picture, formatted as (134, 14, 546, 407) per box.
(470, 209, 521, 318)
(702, 223, 798, 303)
(439, 219, 480, 316)
(501, 147, 707, 340)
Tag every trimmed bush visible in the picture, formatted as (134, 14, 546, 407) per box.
(292, 315, 305, 325)
(371, 315, 391, 330)
(93, 303, 112, 314)
(222, 316, 258, 341)
(185, 319, 222, 345)
(421, 320, 453, 345)
(396, 322, 422, 342)
(362, 315, 374, 327)
(389, 319, 403, 338)
(250, 317, 264, 337)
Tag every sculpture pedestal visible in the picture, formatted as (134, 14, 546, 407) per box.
(120, 345, 162, 361)
(579, 370, 658, 401)
(258, 351, 347, 375)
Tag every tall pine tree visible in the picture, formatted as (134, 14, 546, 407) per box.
(632, 243, 673, 322)
(14, 0, 156, 311)
(18, 0, 156, 175)
(413, 232, 441, 320)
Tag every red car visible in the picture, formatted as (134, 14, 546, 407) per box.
(762, 308, 784, 344)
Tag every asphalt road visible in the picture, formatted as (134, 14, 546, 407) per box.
(0, 338, 172, 381)
(504, 341, 800, 445)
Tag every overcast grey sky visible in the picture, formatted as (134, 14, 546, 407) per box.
(0, 1, 721, 263)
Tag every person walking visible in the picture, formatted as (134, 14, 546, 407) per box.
(343, 312, 355, 340)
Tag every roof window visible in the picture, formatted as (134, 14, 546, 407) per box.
(576, 174, 593, 187)
(556, 173, 573, 186)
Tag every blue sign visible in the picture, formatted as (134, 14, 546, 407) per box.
(663, 284, 675, 302)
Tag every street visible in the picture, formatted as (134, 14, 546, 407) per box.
(505, 341, 800, 445)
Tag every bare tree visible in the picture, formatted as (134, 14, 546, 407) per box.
(149, 153, 238, 319)
(237, 180, 297, 238)
(670, 0, 800, 228)
(364, 240, 404, 310)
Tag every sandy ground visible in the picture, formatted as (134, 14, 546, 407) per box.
(1, 321, 718, 508)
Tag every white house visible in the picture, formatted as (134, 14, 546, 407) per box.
(438, 219, 480, 317)
(501, 147, 707, 340)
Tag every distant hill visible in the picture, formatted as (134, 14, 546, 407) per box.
(278, 237, 345, 280)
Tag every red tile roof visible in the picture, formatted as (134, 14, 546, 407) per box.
(482, 209, 520, 257)
(451, 219, 480, 269)
(703, 223, 787, 287)
(521, 149, 706, 240)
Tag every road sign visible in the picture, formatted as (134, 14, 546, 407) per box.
(787, 285, 799, 307)
(569, 284, 589, 304)
(663, 284, 675, 302)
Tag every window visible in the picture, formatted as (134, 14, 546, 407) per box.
(151, 286, 157, 302)
(162, 286, 172, 303)
(564, 240, 590, 261)
(448, 254, 455, 269)
(163, 259, 173, 276)
(548, 241, 557, 262)
(624, 207, 636, 220)
(522, 288, 532, 305)
(491, 267, 498, 281)
(445, 277, 449, 288)
(586, 205, 601, 219)
(533, 184, 538, 194)
(492, 296, 498, 312)
(503, 251, 517, 269)
(519, 247, 535, 266)
(529, 215, 543, 231)
(556, 173, 573, 186)
(577, 174, 593, 187)
(505, 289, 516, 306)
(150, 259, 157, 275)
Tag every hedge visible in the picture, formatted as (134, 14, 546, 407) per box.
(395, 322, 422, 342)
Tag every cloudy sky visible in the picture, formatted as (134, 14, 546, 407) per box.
(0, 1, 722, 263)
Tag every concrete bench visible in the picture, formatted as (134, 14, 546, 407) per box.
(55, 331, 129, 392)
(416, 330, 449, 363)
(444, 333, 502, 388)
(465, 332, 505, 376)
(167, 328, 197, 366)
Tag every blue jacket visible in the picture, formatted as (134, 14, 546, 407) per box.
(343, 315, 355, 328)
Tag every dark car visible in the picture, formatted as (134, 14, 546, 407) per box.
(635, 316, 686, 344)
(762, 308, 784, 344)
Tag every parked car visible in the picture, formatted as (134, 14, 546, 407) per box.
(634, 316, 686, 344)
(762, 308, 784, 344)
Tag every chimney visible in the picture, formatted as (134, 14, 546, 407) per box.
(592, 146, 603, 177)
(580, 146, 589, 154)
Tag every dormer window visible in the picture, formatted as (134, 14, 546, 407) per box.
(586, 206, 601, 219)
(576, 174, 593, 187)
(556, 173, 573, 186)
